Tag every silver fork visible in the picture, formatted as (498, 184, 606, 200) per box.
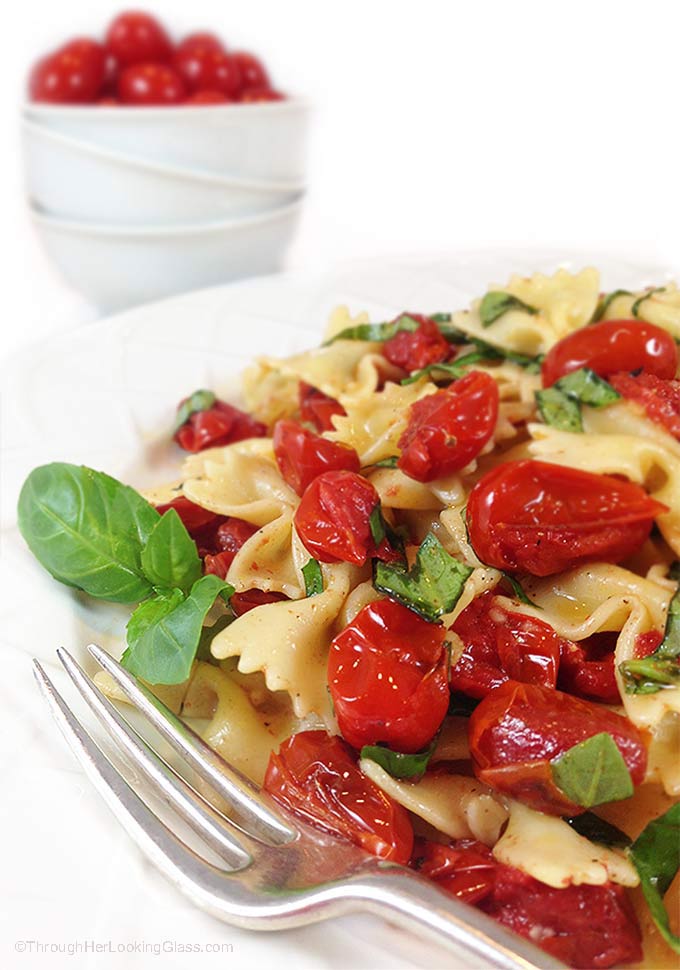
(33, 644, 566, 970)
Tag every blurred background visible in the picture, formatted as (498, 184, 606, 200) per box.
(2, 0, 679, 360)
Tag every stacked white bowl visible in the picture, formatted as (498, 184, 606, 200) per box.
(22, 98, 309, 312)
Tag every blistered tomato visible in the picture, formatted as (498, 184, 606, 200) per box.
(609, 371, 680, 440)
(382, 314, 450, 372)
(273, 420, 360, 495)
(298, 382, 346, 433)
(174, 396, 266, 452)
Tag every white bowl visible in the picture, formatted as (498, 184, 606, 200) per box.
(22, 98, 311, 183)
(23, 121, 304, 226)
(32, 200, 302, 314)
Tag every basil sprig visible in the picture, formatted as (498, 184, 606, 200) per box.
(361, 736, 438, 780)
(325, 312, 465, 346)
(302, 558, 324, 597)
(550, 732, 633, 808)
(619, 563, 680, 693)
(402, 339, 542, 385)
(536, 367, 620, 432)
(374, 533, 472, 623)
(632, 287, 666, 319)
(564, 812, 632, 849)
(174, 389, 216, 433)
(630, 802, 680, 953)
(592, 288, 632, 322)
(479, 292, 538, 328)
(18, 462, 232, 685)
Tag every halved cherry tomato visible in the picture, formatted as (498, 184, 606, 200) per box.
(329, 599, 449, 752)
(174, 397, 266, 452)
(398, 371, 499, 482)
(29, 38, 107, 103)
(230, 589, 289, 615)
(542, 319, 678, 387)
(450, 592, 561, 698)
(294, 470, 396, 565)
(232, 51, 270, 91)
(298, 382, 346, 433)
(411, 838, 497, 905)
(382, 314, 451, 372)
(609, 371, 680, 439)
(466, 460, 665, 577)
(469, 681, 647, 815)
(173, 47, 241, 97)
(203, 519, 259, 579)
(558, 633, 620, 704)
(118, 62, 187, 105)
(273, 420, 360, 496)
(486, 867, 642, 969)
(263, 730, 413, 863)
(105, 11, 172, 66)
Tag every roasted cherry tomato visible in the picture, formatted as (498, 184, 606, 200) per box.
(329, 599, 449, 752)
(558, 632, 620, 704)
(203, 518, 259, 579)
(29, 38, 107, 103)
(542, 319, 678, 387)
(469, 680, 647, 815)
(240, 87, 285, 103)
(173, 46, 241, 97)
(105, 11, 172, 66)
(397, 371, 499, 482)
(230, 589, 289, 615)
(634, 629, 664, 657)
(272, 420, 360, 496)
(298, 382, 346, 433)
(382, 314, 451, 373)
(609, 371, 680, 440)
(155, 495, 220, 533)
(450, 591, 561, 698)
(486, 867, 642, 969)
(263, 730, 413, 863)
(174, 397, 266, 452)
(466, 459, 665, 577)
(232, 51, 270, 91)
(411, 838, 497, 905)
(118, 62, 187, 105)
(294, 470, 396, 565)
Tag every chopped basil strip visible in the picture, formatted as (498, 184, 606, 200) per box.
(370, 456, 399, 468)
(325, 312, 465, 346)
(479, 291, 538, 328)
(374, 532, 473, 623)
(630, 802, 680, 954)
(174, 389, 216, 433)
(564, 812, 632, 849)
(632, 287, 666, 319)
(369, 505, 406, 559)
(620, 563, 680, 693)
(361, 737, 438, 779)
(536, 367, 620, 432)
(500, 572, 539, 608)
(302, 558, 324, 597)
(402, 341, 542, 385)
(550, 732, 634, 808)
(592, 289, 632, 322)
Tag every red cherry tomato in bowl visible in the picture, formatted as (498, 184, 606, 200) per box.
(173, 48, 241, 97)
(466, 459, 665, 577)
(263, 730, 413, 863)
(273, 420, 360, 496)
(105, 11, 172, 66)
(231, 51, 270, 90)
(118, 63, 187, 105)
(382, 314, 451, 372)
(239, 87, 285, 103)
(397, 371, 499, 482)
(329, 599, 449, 752)
(542, 319, 678, 387)
(185, 90, 233, 105)
(175, 32, 225, 58)
(29, 38, 106, 103)
(469, 680, 647, 815)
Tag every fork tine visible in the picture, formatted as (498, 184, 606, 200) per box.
(86, 643, 296, 846)
(55, 648, 252, 869)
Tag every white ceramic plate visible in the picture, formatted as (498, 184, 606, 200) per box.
(1, 252, 676, 970)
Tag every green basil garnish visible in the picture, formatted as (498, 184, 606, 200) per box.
(302, 558, 324, 597)
(592, 289, 632, 322)
(174, 389, 216, 433)
(564, 812, 632, 848)
(369, 456, 399, 469)
(620, 563, 680, 693)
(630, 802, 680, 954)
(479, 292, 538, 328)
(141, 507, 202, 594)
(361, 737, 438, 779)
(632, 287, 666, 319)
(402, 340, 542, 386)
(550, 732, 634, 808)
(500, 572, 539, 608)
(325, 312, 466, 346)
(536, 367, 620, 432)
(374, 532, 472, 623)
(369, 505, 406, 560)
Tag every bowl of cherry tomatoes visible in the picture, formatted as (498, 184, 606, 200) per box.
(23, 10, 309, 310)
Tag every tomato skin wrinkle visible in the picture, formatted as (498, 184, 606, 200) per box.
(469, 680, 647, 815)
(263, 730, 413, 864)
(466, 459, 666, 577)
(273, 420, 360, 496)
(411, 838, 498, 905)
(542, 319, 678, 387)
(382, 314, 451, 372)
(398, 370, 499, 482)
(329, 599, 449, 752)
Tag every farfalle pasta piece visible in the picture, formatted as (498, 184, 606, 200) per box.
(601, 283, 680, 338)
(227, 508, 303, 598)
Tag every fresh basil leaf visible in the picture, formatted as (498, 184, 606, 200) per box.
(302, 558, 324, 597)
(196, 611, 234, 661)
(630, 802, 680, 954)
(17, 463, 159, 604)
(430, 312, 452, 324)
(632, 287, 666, 319)
(369, 505, 406, 560)
(402, 342, 542, 386)
(536, 367, 620, 432)
(374, 533, 472, 623)
(592, 289, 632, 322)
(140, 508, 202, 594)
(173, 389, 216, 433)
(325, 313, 421, 345)
(479, 292, 538, 328)
(500, 572, 539, 608)
(122, 574, 233, 684)
(369, 456, 399, 468)
(564, 812, 632, 849)
(551, 732, 634, 808)
(620, 563, 680, 693)
(361, 737, 437, 779)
